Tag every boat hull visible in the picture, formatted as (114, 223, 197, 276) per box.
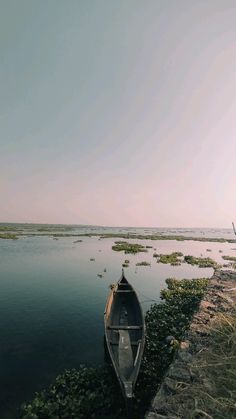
(104, 271, 145, 400)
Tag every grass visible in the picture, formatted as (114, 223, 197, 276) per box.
(112, 241, 148, 254)
(165, 311, 236, 419)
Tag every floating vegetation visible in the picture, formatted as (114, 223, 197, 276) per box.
(2, 225, 236, 244)
(222, 255, 236, 262)
(184, 255, 220, 268)
(156, 252, 183, 265)
(145, 245, 153, 248)
(122, 259, 130, 267)
(0, 233, 18, 240)
(79, 232, 236, 244)
(0, 225, 22, 233)
(206, 248, 212, 252)
(136, 261, 151, 266)
(73, 239, 83, 243)
(112, 241, 148, 254)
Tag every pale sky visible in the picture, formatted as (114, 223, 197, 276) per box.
(1, 0, 236, 227)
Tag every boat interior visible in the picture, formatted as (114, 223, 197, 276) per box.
(105, 277, 143, 385)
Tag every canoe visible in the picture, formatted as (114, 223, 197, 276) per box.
(104, 269, 145, 401)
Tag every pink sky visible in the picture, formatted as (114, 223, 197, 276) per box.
(1, 1, 236, 227)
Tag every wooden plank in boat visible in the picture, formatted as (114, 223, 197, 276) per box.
(110, 340, 139, 346)
(108, 325, 142, 330)
(115, 290, 134, 293)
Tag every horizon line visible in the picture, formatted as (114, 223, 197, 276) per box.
(0, 221, 233, 230)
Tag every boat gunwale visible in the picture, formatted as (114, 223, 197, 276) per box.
(104, 270, 145, 400)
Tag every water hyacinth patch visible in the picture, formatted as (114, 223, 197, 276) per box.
(112, 241, 148, 254)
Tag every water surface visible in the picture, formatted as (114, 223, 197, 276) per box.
(0, 226, 235, 418)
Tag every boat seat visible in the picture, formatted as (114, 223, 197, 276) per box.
(118, 330, 133, 379)
(108, 325, 142, 330)
(110, 340, 139, 346)
(115, 290, 134, 293)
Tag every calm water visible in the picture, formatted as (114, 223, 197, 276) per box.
(0, 226, 236, 418)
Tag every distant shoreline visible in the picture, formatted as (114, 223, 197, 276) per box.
(0, 226, 236, 244)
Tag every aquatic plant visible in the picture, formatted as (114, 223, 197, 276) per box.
(82, 232, 236, 244)
(156, 252, 183, 265)
(0, 233, 18, 240)
(135, 277, 209, 413)
(112, 242, 148, 254)
(0, 225, 22, 232)
(222, 255, 236, 262)
(21, 366, 125, 419)
(184, 255, 220, 268)
(136, 261, 151, 266)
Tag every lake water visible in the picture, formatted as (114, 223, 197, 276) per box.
(0, 226, 236, 418)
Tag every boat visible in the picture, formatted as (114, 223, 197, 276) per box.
(104, 269, 145, 403)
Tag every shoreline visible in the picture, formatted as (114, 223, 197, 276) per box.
(145, 269, 236, 418)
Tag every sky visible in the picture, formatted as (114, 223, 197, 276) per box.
(1, 0, 236, 228)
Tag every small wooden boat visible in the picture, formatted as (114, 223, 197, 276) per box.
(104, 270, 145, 402)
